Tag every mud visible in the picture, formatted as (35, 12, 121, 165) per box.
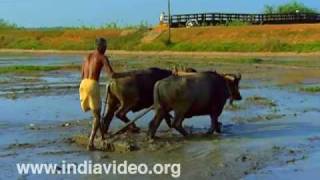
(232, 114, 286, 124)
(1, 53, 320, 179)
(71, 130, 186, 153)
(245, 96, 277, 107)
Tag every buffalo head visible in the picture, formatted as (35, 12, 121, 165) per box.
(224, 73, 242, 101)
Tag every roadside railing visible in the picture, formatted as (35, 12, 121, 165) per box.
(163, 12, 320, 27)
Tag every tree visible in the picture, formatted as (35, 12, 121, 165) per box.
(264, 1, 317, 14)
(0, 19, 17, 29)
(264, 5, 275, 14)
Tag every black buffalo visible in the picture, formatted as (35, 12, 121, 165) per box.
(102, 67, 176, 134)
(148, 71, 242, 138)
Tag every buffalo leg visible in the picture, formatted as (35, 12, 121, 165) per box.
(172, 112, 188, 137)
(164, 113, 172, 128)
(148, 108, 165, 139)
(115, 103, 140, 133)
(88, 109, 102, 151)
(208, 114, 221, 134)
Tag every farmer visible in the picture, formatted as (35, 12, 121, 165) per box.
(159, 12, 165, 24)
(79, 37, 114, 151)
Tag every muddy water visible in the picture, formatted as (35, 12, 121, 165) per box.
(0, 54, 320, 179)
(0, 54, 83, 66)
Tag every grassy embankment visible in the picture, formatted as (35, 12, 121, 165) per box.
(142, 24, 320, 52)
(1, 23, 320, 52)
(0, 27, 146, 51)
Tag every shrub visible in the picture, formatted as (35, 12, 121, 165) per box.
(0, 19, 17, 29)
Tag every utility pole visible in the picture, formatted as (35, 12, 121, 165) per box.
(167, 0, 171, 44)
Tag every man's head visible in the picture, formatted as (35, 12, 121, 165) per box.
(96, 37, 107, 54)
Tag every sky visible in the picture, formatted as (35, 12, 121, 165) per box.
(0, 0, 319, 27)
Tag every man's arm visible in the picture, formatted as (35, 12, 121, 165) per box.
(81, 56, 88, 80)
(103, 56, 114, 77)
(81, 63, 84, 79)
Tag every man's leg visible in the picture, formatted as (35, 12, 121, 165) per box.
(101, 92, 119, 135)
(88, 109, 102, 151)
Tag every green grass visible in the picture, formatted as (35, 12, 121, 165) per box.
(0, 56, 318, 76)
(140, 40, 320, 52)
(300, 86, 320, 93)
(108, 29, 146, 50)
(0, 57, 244, 76)
(111, 56, 320, 71)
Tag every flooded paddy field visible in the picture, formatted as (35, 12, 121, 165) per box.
(0, 52, 320, 179)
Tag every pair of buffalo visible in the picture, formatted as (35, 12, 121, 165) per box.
(98, 67, 241, 144)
